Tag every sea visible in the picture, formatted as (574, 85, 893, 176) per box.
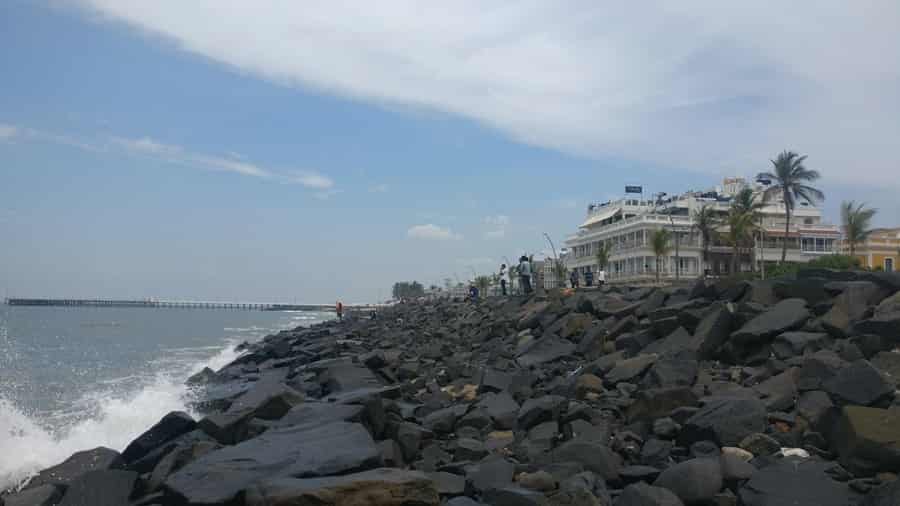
(0, 304, 330, 489)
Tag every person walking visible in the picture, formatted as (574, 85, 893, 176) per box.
(336, 301, 344, 321)
(499, 264, 508, 296)
(569, 269, 579, 289)
(518, 255, 533, 295)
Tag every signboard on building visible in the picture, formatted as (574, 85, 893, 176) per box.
(625, 185, 643, 194)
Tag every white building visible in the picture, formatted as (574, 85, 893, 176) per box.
(564, 177, 840, 283)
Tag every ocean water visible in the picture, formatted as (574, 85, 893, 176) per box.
(0, 305, 329, 489)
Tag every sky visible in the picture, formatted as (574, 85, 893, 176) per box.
(1, 1, 899, 303)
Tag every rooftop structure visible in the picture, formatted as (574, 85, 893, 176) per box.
(565, 177, 840, 283)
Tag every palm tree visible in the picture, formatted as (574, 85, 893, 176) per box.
(757, 151, 825, 263)
(595, 241, 611, 272)
(651, 228, 672, 284)
(691, 205, 718, 276)
(841, 201, 877, 258)
(731, 188, 765, 273)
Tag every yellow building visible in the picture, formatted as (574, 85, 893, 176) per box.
(843, 227, 900, 272)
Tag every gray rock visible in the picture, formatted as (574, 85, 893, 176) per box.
(606, 354, 658, 385)
(730, 298, 810, 345)
(679, 397, 767, 447)
(546, 441, 622, 482)
(481, 368, 514, 393)
(821, 282, 888, 337)
(738, 457, 862, 506)
(57, 470, 138, 506)
(693, 304, 734, 359)
(654, 457, 723, 505)
(752, 369, 797, 412)
(646, 358, 699, 388)
(823, 360, 894, 406)
(468, 457, 515, 493)
(871, 351, 900, 386)
(127, 429, 215, 474)
(771, 332, 829, 359)
(428, 471, 466, 495)
(773, 278, 830, 305)
(626, 387, 699, 422)
(739, 433, 781, 457)
(423, 405, 467, 434)
(862, 478, 900, 506)
(479, 391, 521, 430)
(832, 405, 900, 476)
(164, 422, 380, 505)
(719, 452, 755, 482)
(517, 336, 576, 368)
(266, 401, 364, 430)
(483, 486, 549, 506)
(616, 482, 684, 506)
(23, 447, 124, 490)
(2, 484, 64, 506)
(243, 468, 440, 506)
(796, 390, 835, 430)
(518, 395, 566, 430)
(122, 411, 196, 464)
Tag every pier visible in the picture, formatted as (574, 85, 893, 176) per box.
(3, 298, 378, 312)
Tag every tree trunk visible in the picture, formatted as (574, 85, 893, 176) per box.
(731, 244, 739, 274)
(781, 199, 790, 263)
(655, 257, 660, 284)
(849, 241, 855, 257)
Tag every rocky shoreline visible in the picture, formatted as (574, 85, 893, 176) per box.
(5, 269, 900, 505)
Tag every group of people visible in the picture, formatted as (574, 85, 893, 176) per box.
(569, 267, 606, 288)
(494, 255, 535, 297)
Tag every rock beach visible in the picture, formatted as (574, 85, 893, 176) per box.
(6, 270, 900, 505)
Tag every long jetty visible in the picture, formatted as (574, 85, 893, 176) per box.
(3, 298, 378, 312)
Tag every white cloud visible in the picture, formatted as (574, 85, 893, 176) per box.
(483, 214, 510, 239)
(0, 124, 18, 140)
(314, 189, 343, 200)
(407, 224, 462, 241)
(288, 171, 334, 189)
(74, 1, 900, 189)
(115, 136, 272, 178)
(369, 183, 390, 193)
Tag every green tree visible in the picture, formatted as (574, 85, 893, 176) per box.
(691, 205, 718, 275)
(595, 241, 611, 271)
(757, 151, 825, 263)
(723, 188, 763, 275)
(651, 228, 672, 284)
(841, 200, 877, 257)
(474, 275, 491, 294)
(391, 281, 425, 300)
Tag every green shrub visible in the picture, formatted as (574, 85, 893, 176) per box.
(766, 262, 800, 279)
(806, 255, 861, 270)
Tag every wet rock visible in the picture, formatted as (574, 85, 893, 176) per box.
(244, 468, 440, 506)
(164, 422, 380, 505)
(738, 457, 862, 506)
(22, 447, 124, 490)
(654, 457, 723, 505)
(823, 360, 894, 406)
(680, 398, 767, 447)
(186, 366, 219, 386)
(57, 470, 138, 506)
(127, 429, 215, 474)
(199, 379, 304, 444)
(730, 298, 810, 345)
(121, 411, 196, 464)
(2, 484, 64, 506)
(617, 482, 684, 506)
(832, 406, 900, 476)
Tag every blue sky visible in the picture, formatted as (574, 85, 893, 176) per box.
(2, 1, 899, 302)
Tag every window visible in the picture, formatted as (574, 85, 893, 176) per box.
(804, 217, 813, 225)
(887, 258, 894, 272)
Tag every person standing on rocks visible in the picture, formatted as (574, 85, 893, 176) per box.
(518, 255, 533, 295)
(499, 263, 508, 296)
(336, 301, 344, 321)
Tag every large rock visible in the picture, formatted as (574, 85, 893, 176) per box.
(164, 422, 380, 505)
(773, 278, 830, 305)
(752, 369, 798, 412)
(478, 391, 520, 430)
(57, 470, 138, 506)
(127, 429, 215, 474)
(198, 379, 304, 444)
(23, 447, 124, 490)
(605, 354, 658, 385)
(517, 336, 576, 368)
(243, 468, 440, 506)
(645, 358, 698, 388)
(265, 401, 364, 430)
(545, 441, 622, 482)
(823, 360, 894, 406)
(518, 395, 566, 430)
(854, 292, 900, 345)
(616, 482, 684, 506)
(467, 457, 515, 493)
(693, 304, 734, 359)
(871, 351, 900, 386)
(863, 479, 900, 506)
(832, 406, 900, 476)
(738, 457, 862, 506)
(679, 398, 767, 447)
(2, 484, 64, 506)
(653, 458, 723, 505)
(730, 298, 809, 345)
(122, 411, 196, 464)
(483, 486, 549, 506)
(821, 282, 888, 337)
(627, 387, 699, 422)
